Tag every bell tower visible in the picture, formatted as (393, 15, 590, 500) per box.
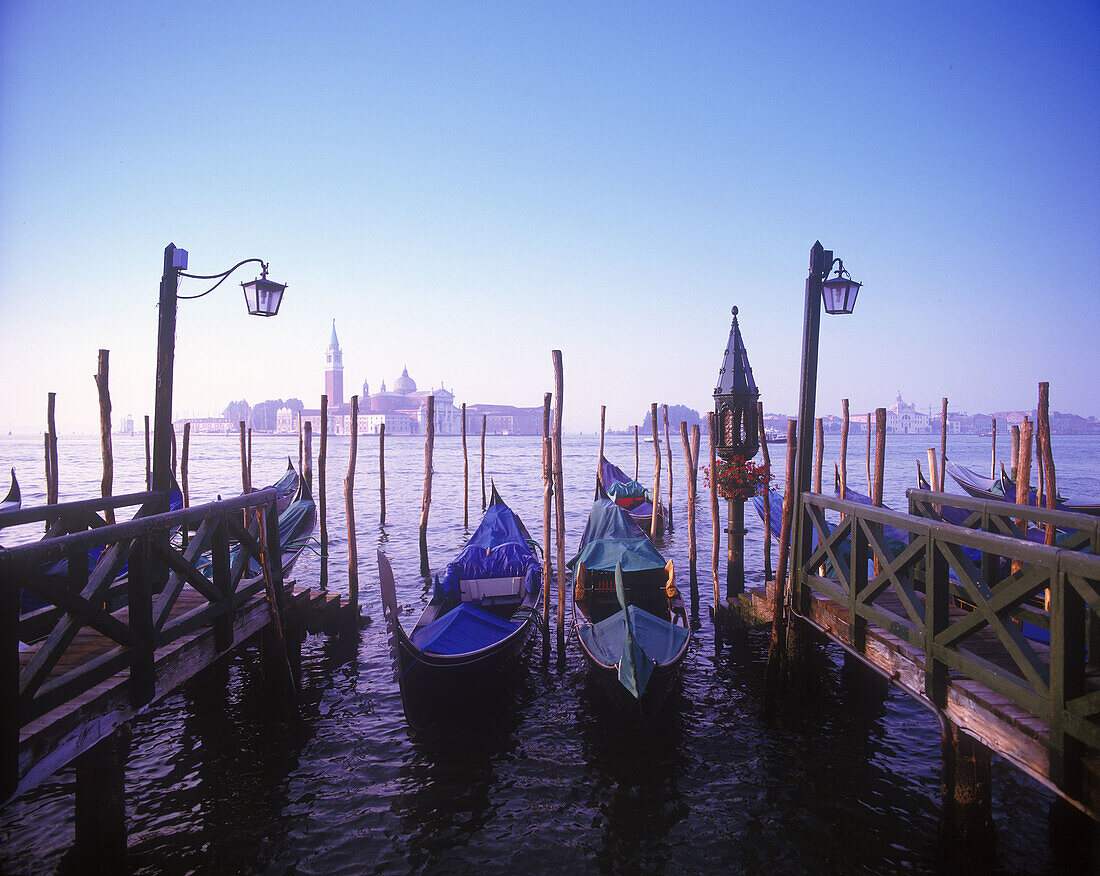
(325, 320, 344, 408)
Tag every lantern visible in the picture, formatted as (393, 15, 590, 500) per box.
(241, 268, 287, 317)
(821, 260, 861, 314)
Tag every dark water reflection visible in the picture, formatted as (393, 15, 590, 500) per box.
(1, 432, 1089, 873)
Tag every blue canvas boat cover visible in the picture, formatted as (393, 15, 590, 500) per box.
(601, 457, 653, 514)
(567, 498, 666, 572)
(438, 500, 541, 599)
(577, 606, 689, 672)
(410, 601, 520, 655)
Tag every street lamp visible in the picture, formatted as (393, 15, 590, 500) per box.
(152, 243, 288, 497)
(791, 242, 861, 612)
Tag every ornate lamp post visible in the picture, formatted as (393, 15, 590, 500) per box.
(713, 306, 760, 601)
(791, 242, 861, 613)
(152, 243, 288, 498)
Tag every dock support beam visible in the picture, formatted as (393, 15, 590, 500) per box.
(73, 722, 131, 872)
(938, 721, 993, 870)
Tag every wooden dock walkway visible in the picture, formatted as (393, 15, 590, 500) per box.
(745, 486, 1100, 820)
(1, 488, 343, 804)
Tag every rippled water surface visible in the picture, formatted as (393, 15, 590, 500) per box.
(1, 430, 1093, 873)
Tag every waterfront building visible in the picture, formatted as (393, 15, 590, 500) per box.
(886, 391, 930, 434)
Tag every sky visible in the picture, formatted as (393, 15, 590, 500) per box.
(1, 1, 1098, 436)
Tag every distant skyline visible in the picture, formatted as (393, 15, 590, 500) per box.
(2, 2, 1098, 438)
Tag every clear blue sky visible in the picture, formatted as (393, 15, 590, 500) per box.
(2, 1, 1097, 435)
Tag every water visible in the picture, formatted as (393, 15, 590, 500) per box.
(1, 430, 1092, 874)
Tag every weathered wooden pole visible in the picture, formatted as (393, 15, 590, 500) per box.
(813, 417, 823, 494)
(757, 403, 773, 582)
(319, 395, 328, 590)
(865, 412, 872, 491)
(420, 395, 436, 575)
(95, 350, 115, 524)
(345, 395, 360, 625)
(927, 448, 941, 492)
(634, 425, 639, 480)
(298, 411, 304, 477)
(542, 393, 553, 633)
(1037, 382, 1058, 546)
(144, 415, 151, 490)
(840, 398, 849, 500)
(1012, 418, 1035, 574)
(873, 408, 886, 577)
(650, 403, 661, 538)
(181, 422, 190, 547)
(46, 392, 58, 506)
(939, 397, 948, 493)
(73, 723, 130, 870)
(1035, 419, 1046, 511)
(379, 422, 386, 526)
(239, 421, 250, 493)
(597, 405, 606, 479)
(768, 419, 798, 675)
(1010, 424, 1020, 481)
(663, 404, 674, 532)
(462, 402, 469, 529)
(481, 414, 487, 511)
(680, 421, 700, 597)
(990, 418, 998, 480)
(552, 351, 566, 655)
(172, 427, 177, 481)
(938, 720, 994, 870)
(303, 421, 313, 493)
(707, 412, 721, 628)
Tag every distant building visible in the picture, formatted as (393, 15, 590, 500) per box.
(886, 392, 929, 434)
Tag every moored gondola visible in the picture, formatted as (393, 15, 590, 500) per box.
(598, 455, 665, 538)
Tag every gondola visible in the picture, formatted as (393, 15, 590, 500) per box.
(946, 458, 1100, 517)
(377, 485, 543, 726)
(262, 457, 300, 515)
(598, 455, 665, 538)
(569, 482, 689, 721)
(1, 468, 19, 512)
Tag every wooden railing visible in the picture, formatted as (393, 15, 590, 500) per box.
(793, 489, 1100, 799)
(0, 489, 282, 799)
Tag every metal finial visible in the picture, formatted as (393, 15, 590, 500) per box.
(732, 306, 738, 318)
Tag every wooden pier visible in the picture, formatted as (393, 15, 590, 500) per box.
(1, 488, 342, 811)
(744, 485, 1100, 820)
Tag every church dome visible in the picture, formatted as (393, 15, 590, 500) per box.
(394, 367, 417, 395)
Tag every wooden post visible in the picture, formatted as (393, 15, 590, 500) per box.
(663, 404, 674, 532)
(813, 417, 823, 494)
(303, 420, 313, 493)
(634, 425, 639, 480)
(650, 402, 661, 538)
(420, 395, 435, 575)
(73, 723, 131, 870)
(865, 412, 872, 492)
(542, 394, 553, 640)
(298, 411, 304, 477)
(46, 392, 58, 506)
(379, 422, 386, 526)
(680, 421, 699, 596)
(1035, 421, 1045, 511)
(927, 448, 941, 492)
(552, 351, 566, 655)
(840, 399, 849, 500)
(481, 414, 487, 511)
(598, 405, 606, 480)
(1012, 419, 1035, 574)
(757, 403, 773, 582)
(345, 395, 360, 624)
(172, 426, 178, 481)
(873, 408, 886, 577)
(181, 422, 190, 547)
(769, 419, 798, 669)
(1010, 424, 1020, 481)
(707, 412, 721, 623)
(462, 402, 469, 529)
(1037, 382, 1058, 546)
(939, 397, 948, 493)
(990, 418, 997, 480)
(144, 415, 151, 490)
(247, 427, 252, 488)
(95, 350, 115, 525)
(239, 422, 249, 493)
(319, 395, 328, 590)
(938, 721, 994, 870)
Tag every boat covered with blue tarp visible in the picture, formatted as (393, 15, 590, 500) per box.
(599, 456, 665, 538)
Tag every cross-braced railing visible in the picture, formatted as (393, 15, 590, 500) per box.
(794, 490, 1100, 799)
(0, 488, 282, 799)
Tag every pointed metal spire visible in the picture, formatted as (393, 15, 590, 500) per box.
(329, 319, 340, 349)
(714, 306, 758, 397)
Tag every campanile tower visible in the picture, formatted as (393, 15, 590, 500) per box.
(325, 320, 344, 407)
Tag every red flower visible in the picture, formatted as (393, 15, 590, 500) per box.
(703, 456, 771, 501)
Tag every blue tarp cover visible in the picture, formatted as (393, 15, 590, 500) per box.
(410, 601, 520, 655)
(567, 498, 666, 572)
(601, 457, 654, 515)
(577, 605, 689, 670)
(438, 500, 541, 599)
